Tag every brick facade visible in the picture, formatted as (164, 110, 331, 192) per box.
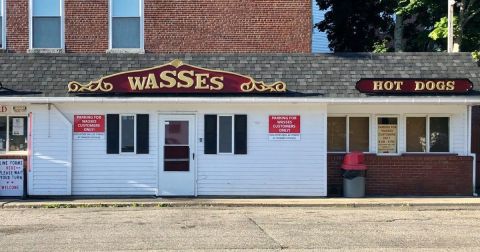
(4, 0, 311, 53)
(328, 154, 473, 196)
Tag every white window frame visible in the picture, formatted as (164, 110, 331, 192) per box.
(0, 115, 29, 155)
(28, 0, 65, 50)
(217, 114, 234, 154)
(375, 115, 400, 155)
(327, 115, 371, 153)
(119, 114, 136, 154)
(1, 0, 5, 49)
(405, 114, 451, 153)
(108, 0, 144, 51)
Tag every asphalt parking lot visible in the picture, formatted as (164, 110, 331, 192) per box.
(1, 206, 480, 251)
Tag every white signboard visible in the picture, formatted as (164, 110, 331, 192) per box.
(12, 118, 24, 136)
(378, 124, 397, 153)
(0, 159, 24, 197)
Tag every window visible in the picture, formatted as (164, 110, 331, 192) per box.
(327, 116, 369, 152)
(377, 117, 398, 154)
(110, 0, 143, 49)
(218, 116, 233, 153)
(0, 116, 28, 153)
(406, 116, 449, 152)
(106, 114, 149, 154)
(31, 0, 63, 49)
(204, 114, 247, 155)
(120, 115, 135, 153)
(1, 0, 4, 49)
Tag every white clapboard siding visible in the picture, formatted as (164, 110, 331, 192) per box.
(70, 112, 158, 196)
(29, 105, 72, 195)
(196, 106, 327, 196)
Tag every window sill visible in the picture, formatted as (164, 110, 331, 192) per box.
(0, 152, 28, 156)
(106, 48, 145, 54)
(27, 48, 65, 54)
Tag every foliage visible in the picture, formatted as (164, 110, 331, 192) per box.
(314, 0, 396, 52)
(373, 40, 390, 53)
(473, 51, 480, 62)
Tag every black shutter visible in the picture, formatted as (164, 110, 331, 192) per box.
(136, 114, 149, 154)
(106, 114, 119, 154)
(234, 115, 247, 154)
(204, 115, 217, 154)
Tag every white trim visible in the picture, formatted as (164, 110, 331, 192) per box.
(119, 114, 136, 154)
(29, 0, 65, 50)
(108, 0, 144, 51)
(7, 96, 480, 104)
(1, 0, 5, 49)
(217, 114, 234, 154)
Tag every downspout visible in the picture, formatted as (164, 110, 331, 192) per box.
(467, 105, 477, 196)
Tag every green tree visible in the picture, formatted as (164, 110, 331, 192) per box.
(396, 0, 480, 51)
(314, 0, 396, 52)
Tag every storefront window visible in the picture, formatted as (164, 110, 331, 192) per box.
(406, 117, 449, 152)
(328, 117, 369, 152)
(218, 116, 233, 153)
(430, 117, 449, 152)
(377, 117, 397, 154)
(120, 115, 135, 153)
(349, 117, 369, 152)
(406, 117, 426, 152)
(0, 117, 6, 152)
(8, 117, 27, 151)
(327, 117, 346, 152)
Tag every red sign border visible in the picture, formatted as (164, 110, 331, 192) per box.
(73, 115, 105, 133)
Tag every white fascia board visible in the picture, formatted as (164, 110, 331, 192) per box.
(2, 96, 480, 105)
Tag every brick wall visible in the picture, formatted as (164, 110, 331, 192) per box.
(4, 0, 311, 53)
(6, 0, 29, 52)
(65, 0, 108, 53)
(328, 154, 473, 196)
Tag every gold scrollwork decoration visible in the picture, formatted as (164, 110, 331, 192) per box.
(68, 81, 114, 93)
(240, 80, 287, 93)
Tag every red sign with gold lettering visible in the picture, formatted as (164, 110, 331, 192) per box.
(68, 60, 286, 94)
(356, 79, 473, 94)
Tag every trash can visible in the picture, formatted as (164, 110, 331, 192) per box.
(341, 152, 367, 198)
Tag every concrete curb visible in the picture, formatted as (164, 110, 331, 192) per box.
(2, 198, 480, 209)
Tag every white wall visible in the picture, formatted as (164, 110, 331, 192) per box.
(328, 104, 468, 155)
(41, 102, 328, 196)
(29, 105, 72, 195)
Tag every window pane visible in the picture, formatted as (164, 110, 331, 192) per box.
(121, 115, 135, 152)
(112, 17, 140, 48)
(33, 0, 60, 16)
(377, 117, 397, 153)
(0, 117, 6, 152)
(430, 117, 449, 152)
(327, 117, 346, 152)
(349, 117, 369, 152)
(33, 17, 61, 48)
(112, 0, 140, 17)
(165, 121, 188, 145)
(9, 117, 27, 152)
(219, 116, 232, 153)
(406, 117, 426, 152)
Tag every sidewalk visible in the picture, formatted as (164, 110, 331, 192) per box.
(2, 197, 480, 209)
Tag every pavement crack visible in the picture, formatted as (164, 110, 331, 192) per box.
(247, 216, 288, 250)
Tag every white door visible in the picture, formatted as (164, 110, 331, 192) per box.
(158, 115, 196, 196)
